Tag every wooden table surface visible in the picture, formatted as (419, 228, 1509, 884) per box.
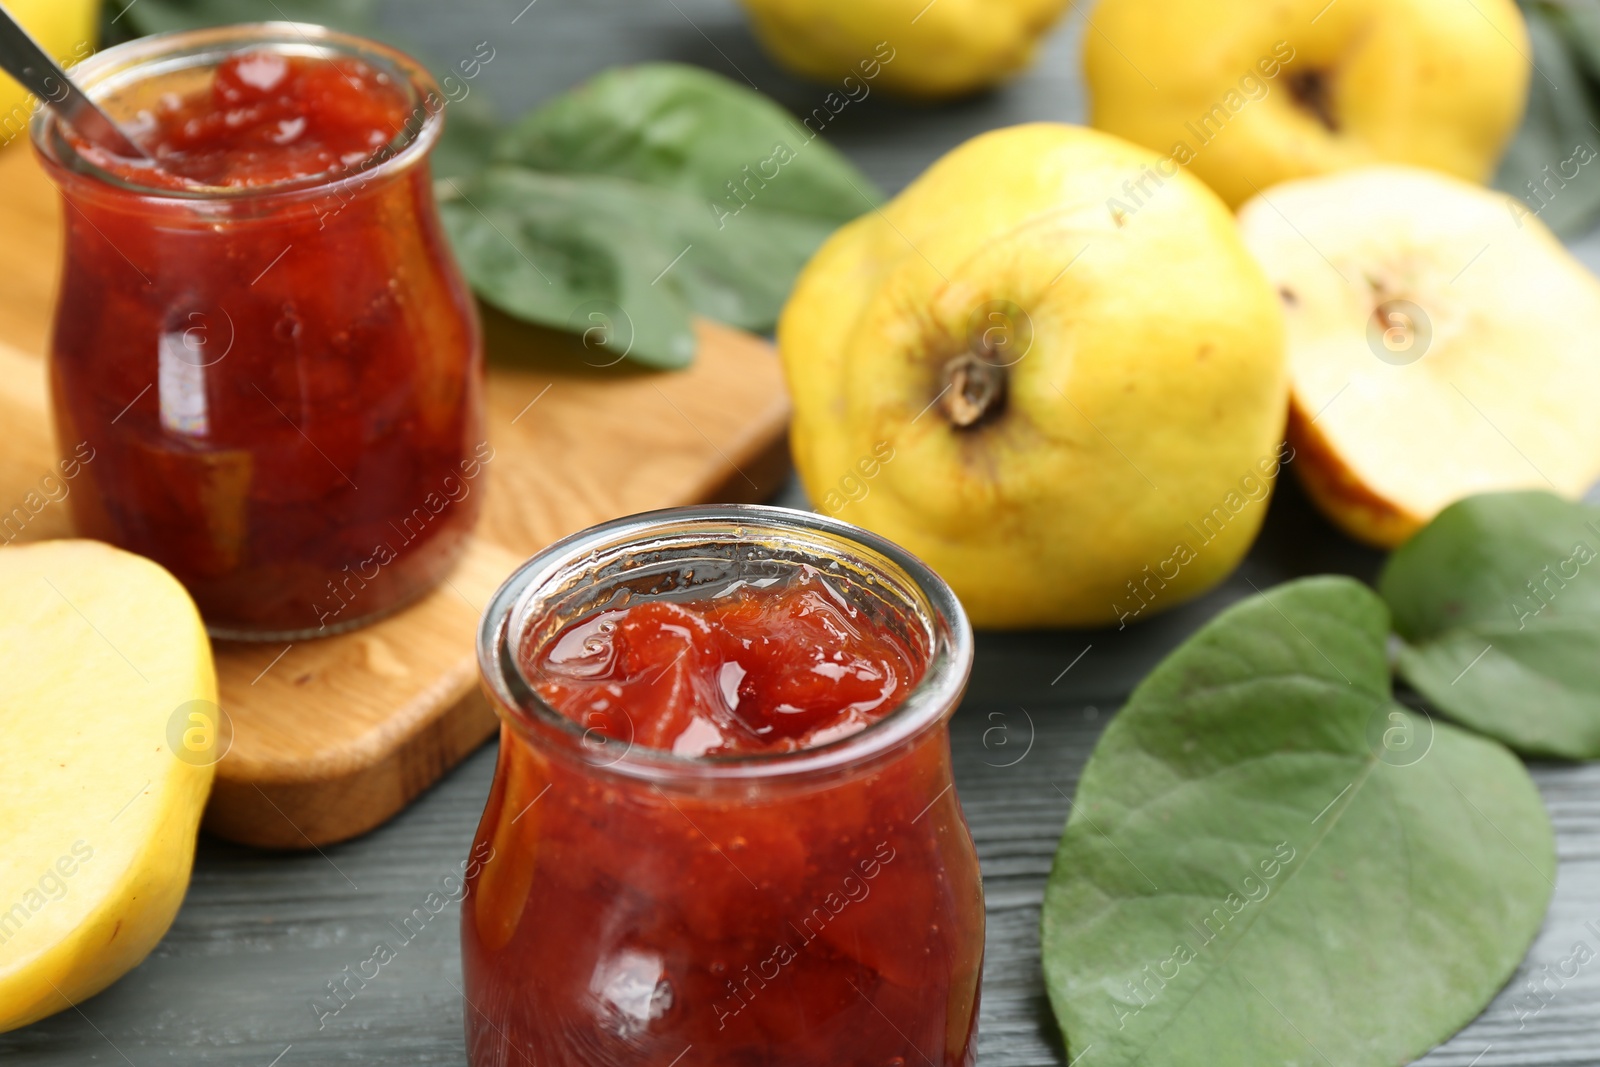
(7, 1, 1600, 1063)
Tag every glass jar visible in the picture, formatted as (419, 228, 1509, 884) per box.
(467, 505, 984, 1066)
(31, 24, 485, 639)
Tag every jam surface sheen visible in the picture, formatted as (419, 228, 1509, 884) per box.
(531, 567, 925, 757)
(96, 52, 410, 188)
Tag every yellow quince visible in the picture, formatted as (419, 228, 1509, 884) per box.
(0, 0, 99, 148)
(736, 0, 1068, 99)
(780, 124, 1289, 628)
(1084, 0, 1531, 208)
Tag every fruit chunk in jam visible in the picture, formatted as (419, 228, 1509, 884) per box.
(531, 566, 925, 756)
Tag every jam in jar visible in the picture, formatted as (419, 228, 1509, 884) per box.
(31, 24, 484, 638)
(468, 506, 984, 1066)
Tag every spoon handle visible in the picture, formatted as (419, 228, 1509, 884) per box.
(0, 10, 147, 158)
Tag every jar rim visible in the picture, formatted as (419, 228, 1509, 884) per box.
(30, 21, 445, 204)
(478, 505, 975, 785)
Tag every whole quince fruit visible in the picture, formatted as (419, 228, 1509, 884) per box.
(736, 0, 1067, 100)
(0, 0, 99, 146)
(1084, 0, 1531, 208)
(1, 540, 216, 1031)
(780, 124, 1288, 628)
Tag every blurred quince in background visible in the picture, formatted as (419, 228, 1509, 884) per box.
(0, 0, 100, 139)
(1084, 0, 1531, 207)
(736, 0, 1068, 99)
(780, 123, 1288, 628)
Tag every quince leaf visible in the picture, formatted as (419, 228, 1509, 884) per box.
(1042, 576, 1553, 1067)
(442, 63, 879, 367)
(440, 168, 699, 369)
(494, 62, 877, 225)
(1381, 490, 1600, 759)
(439, 162, 858, 368)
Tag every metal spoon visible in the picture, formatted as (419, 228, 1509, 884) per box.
(0, 7, 148, 158)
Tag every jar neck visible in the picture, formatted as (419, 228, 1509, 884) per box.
(31, 22, 444, 216)
(40, 149, 434, 232)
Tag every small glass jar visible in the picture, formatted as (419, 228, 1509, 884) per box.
(467, 505, 984, 1066)
(31, 24, 485, 639)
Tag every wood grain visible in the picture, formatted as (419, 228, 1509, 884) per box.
(0, 145, 58, 359)
(0, 142, 791, 849)
(477, 311, 792, 556)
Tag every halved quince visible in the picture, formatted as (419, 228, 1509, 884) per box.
(0, 540, 216, 1031)
(1238, 166, 1600, 547)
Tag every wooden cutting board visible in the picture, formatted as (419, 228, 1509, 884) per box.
(0, 144, 792, 848)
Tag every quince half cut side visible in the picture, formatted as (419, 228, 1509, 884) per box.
(1238, 166, 1600, 548)
(0, 540, 217, 1031)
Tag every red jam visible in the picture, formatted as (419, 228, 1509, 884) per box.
(118, 52, 411, 188)
(40, 41, 483, 636)
(463, 566, 984, 1066)
(533, 568, 924, 756)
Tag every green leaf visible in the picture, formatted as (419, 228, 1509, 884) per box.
(494, 63, 879, 224)
(441, 63, 878, 366)
(1042, 576, 1554, 1067)
(440, 168, 698, 368)
(1380, 490, 1600, 759)
(440, 159, 857, 369)
(1494, 1, 1600, 237)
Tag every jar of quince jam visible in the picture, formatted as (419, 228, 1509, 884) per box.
(468, 505, 984, 1066)
(31, 24, 484, 638)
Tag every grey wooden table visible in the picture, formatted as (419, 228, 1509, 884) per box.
(7, 1, 1600, 1063)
